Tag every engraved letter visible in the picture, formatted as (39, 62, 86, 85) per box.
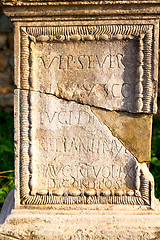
(116, 53, 123, 68)
(111, 84, 121, 98)
(96, 55, 109, 69)
(40, 56, 59, 69)
(46, 111, 57, 123)
(49, 165, 62, 178)
(77, 56, 84, 69)
(62, 165, 71, 177)
(58, 111, 68, 124)
(121, 83, 132, 98)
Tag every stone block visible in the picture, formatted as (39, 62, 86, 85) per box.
(16, 89, 153, 206)
(1, 1, 160, 239)
(1, 208, 160, 239)
(18, 24, 158, 114)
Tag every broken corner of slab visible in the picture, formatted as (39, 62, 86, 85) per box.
(91, 107, 153, 164)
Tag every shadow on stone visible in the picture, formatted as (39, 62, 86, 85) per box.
(0, 190, 14, 225)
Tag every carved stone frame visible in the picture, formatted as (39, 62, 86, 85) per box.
(19, 24, 156, 206)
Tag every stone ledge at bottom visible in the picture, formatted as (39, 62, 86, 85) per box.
(1, 207, 160, 240)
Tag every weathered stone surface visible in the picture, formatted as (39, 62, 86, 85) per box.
(7, 21, 159, 208)
(34, 39, 137, 113)
(91, 108, 152, 164)
(18, 24, 158, 114)
(0, 190, 14, 225)
(1, 1, 160, 239)
(19, 89, 153, 206)
(1, 208, 160, 240)
(2, 0, 160, 22)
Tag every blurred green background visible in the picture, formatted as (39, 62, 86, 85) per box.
(150, 117, 160, 201)
(0, 111, 14, 209)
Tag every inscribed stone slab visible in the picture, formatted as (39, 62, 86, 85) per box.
(20, 24, 158, 114)
(11, 22, 158, 207)
(1, 1, 160, 239)
(35, 40, 137, 112)
(18, 89, 152, 206)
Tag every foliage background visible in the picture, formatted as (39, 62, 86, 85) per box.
(150, 117, 160, 200)
(0, 111, 14, 210)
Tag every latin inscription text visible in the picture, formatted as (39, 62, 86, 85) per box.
(40, 53, 124, 70)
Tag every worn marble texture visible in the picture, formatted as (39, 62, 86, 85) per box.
(1, 0, 160, 239)
(32, 39, 138, 113)
(17, 24, 158, 114)
(1, 207, 160, 240)
(16, 90, 153, 206)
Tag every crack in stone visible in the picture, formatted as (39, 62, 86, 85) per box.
(17, 87, 87, 105)
(17, 87, 144, 163)
(17, 87, 138, 115)
(17, 87, 150, 164)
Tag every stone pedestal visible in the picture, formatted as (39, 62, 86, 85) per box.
(1, 206, 160, 239)
(1, 1, 160, 239)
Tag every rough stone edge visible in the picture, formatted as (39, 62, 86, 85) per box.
(0, 190, 14, 225)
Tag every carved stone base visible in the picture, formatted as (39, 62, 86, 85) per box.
(1, 205, 160, 240)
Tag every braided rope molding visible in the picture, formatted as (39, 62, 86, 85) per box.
(143, 29, 153, 113)
(21, 195, 145, 205)
(26, 25, 151, 41)
(135, 34, 144, 112)
(20, 90, 30, 200)
(140, 171, 150, 205)
(21, 29, 29, 89)
(28, 40, 37, 196)
(20, 25, 154, 205)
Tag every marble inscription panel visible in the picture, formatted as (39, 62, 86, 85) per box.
(29, 91, 139, 197)
(19, 25, 155, 205)
(32, 40, 138, 112)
